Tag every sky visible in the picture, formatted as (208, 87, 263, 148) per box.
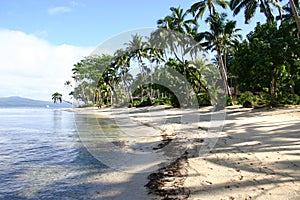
(0, 0, 266, 101)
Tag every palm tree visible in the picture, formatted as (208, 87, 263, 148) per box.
(153, 7, 218, 104)
(230, 0, 282, 24)
(125, 34, 151, 100)
(64, 80, 72, 88)
(278, 0, 300, 38)
(102, 65, 120, 105)
(52, 92, 62, 103)
(289, 0, 300, 35)
(111, 48, 133, 104)
(126, 34, 150, 65)
(196, 13, 241, 100)
(157, 7, 198, 36)
(188, 0, 229, 19)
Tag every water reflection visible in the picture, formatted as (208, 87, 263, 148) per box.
(52, 109, 62, 130)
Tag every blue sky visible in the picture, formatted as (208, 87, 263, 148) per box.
(0, 0, 202, 46)
(0, 0, 267, 101)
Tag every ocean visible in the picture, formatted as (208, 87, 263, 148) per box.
(0, 107, 108, 199)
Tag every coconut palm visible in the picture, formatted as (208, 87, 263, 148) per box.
(126, 34, 149, 62)
(153, 7, 216, 105)
(157, 7, 198, 36)
(52, 92, 62, 104)
(64, 80, 72, 88)
(125, 34, 151, 100)
(155, 7, 200, 62)
(111, 48, 133, 104)
(188, 0, 229, 19)
(277, 0, 300, 38)
(287, 0, 300, 35)
(196, 13, 241, 100)
(230, 0, 282, 24)
(102, 65, 120, 105)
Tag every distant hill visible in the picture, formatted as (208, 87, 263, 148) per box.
(0, 96, 72, 108)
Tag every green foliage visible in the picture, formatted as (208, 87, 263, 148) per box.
(237, 92, 275, 107)
(51, 92, 62, 104)
(135, 97, 152, 107)
(65, 2, 300, 109)
(78, 102, 95, 108)
(231, 21, 300, 104)
(72, 55, 113, 105)
(154, 97, 172, 106)
(226, 95, 234, 106)
(230, 0, 280, 24)
(276, 94, 300, 105)
(197, 93, 211, 106)
(258, 93, 272, 106)
(189, 0, 228, 19)
(237, 92, 257, 105)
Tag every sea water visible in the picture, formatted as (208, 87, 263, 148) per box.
(0, 107, 109, 199)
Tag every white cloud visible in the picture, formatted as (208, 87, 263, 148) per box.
(48, 6, 72, 15)
(0, 29, 93, 101)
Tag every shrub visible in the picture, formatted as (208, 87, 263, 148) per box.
(276, 94, 300, 105)
(237, 91, 257, 106)
(197, 93, 211, 106)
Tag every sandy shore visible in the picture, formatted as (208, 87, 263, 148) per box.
(67, 105, 300, 199)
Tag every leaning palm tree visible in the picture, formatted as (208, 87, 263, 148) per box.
(152, 7, 214, 103)
(111, 48, 133, 103)
(52, 92, 62, 103)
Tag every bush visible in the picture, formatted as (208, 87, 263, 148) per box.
(237, 92, 272, 107)
(197, 93, 211, 106)
(128, 99, 141, 107)
(153, 97, 171, 106)
(258, 93, 271, 105)
(276, 94, 300, 105)
(236, 92, 300, 107)
(226, 95, 234, 106)
(135, 97, 152, 107)
(237, 91, 257, 106)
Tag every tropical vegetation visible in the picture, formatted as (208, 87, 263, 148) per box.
(51, 92, 62, 104)
(55, 0, 300, 108)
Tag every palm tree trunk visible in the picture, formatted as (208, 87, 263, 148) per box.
(107, 81, 118, 106)
(217, 49, 233, 102)
(110, 90, 113, 106)
(270, 67, 277, 106)
(290, 0, 300, 39)
(287, 64, 295, 94)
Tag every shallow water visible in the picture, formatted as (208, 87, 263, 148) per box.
(0, 108, 111, 199)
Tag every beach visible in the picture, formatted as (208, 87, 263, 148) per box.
(69, 105, 300, 199)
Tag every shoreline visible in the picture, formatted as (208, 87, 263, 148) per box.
(65, 105, 300, 199)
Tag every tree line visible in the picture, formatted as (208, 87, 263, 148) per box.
(52, 0, 300, 108)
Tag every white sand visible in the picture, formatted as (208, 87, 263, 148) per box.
(68, 105, 300, 199)
(185, 106, 300, 200)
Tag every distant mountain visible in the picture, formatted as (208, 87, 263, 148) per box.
(0, 96, 72, 108)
